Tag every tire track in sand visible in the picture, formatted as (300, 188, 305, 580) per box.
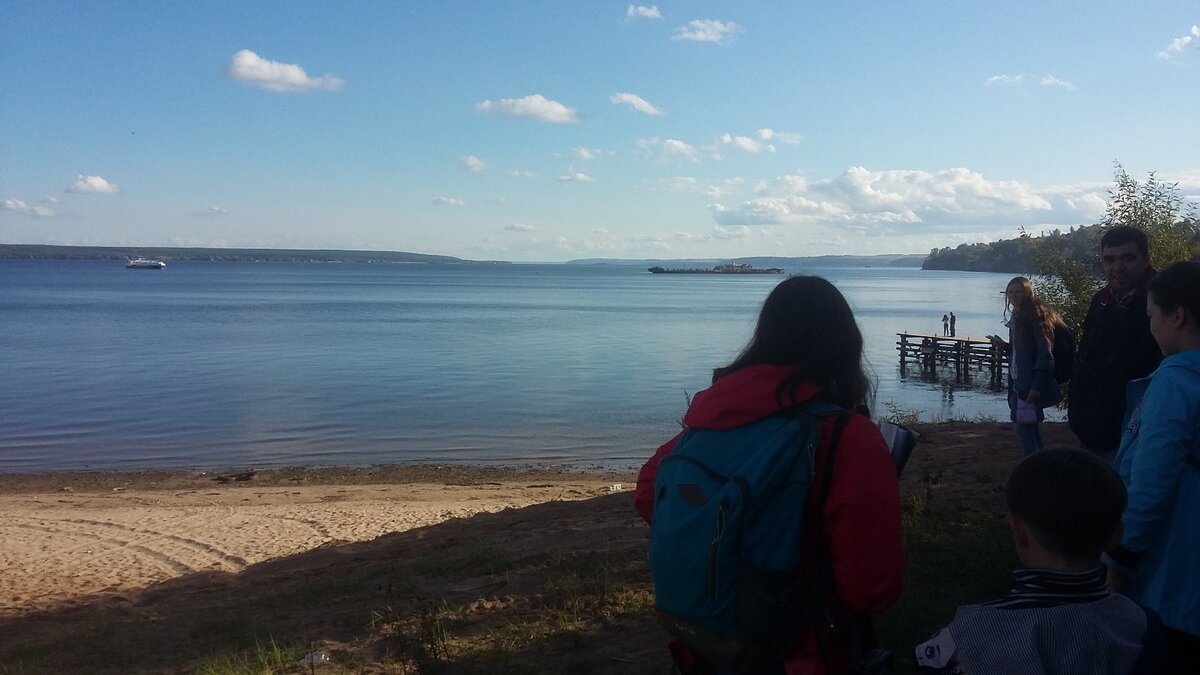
(9, 516, 248, 573)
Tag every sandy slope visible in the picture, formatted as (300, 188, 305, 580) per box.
(0, 421, 1079, 619)
(0, 468, 631, 616)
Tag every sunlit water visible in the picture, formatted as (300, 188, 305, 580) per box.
(0, 261, 1035, 472)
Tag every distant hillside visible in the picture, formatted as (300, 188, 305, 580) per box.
(0, 244, 502, 265)
(924, 223, 1200, 273)
(566, 254, 926, 268)
(921, 227, 1098, 273)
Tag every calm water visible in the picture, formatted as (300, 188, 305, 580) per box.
(1, 260, 1027, 473)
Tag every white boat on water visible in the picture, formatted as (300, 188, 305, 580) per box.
(126, 258, 166, 269)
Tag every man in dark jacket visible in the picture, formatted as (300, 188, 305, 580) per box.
(1068, 226, 1162, 457)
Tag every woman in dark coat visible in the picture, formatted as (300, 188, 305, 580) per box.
(990, 277, 1063, 455)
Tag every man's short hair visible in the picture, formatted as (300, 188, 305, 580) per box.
(1100, 225, 1149, 257)
(1005, 448, 1127, 561)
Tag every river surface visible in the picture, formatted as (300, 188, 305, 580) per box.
(0, 260, 1031, 472)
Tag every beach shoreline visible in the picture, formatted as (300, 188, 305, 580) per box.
(0, 421, 1084, 673)
(0, 464, 633, 618)
(0, 421, 1082, 619)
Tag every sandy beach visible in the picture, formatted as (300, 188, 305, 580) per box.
(0, 422, 1082, 673)
(0, 422, 1078, 619)
(0, 466, 632, 617)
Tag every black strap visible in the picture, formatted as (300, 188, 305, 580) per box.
(812, 411, 851, 671)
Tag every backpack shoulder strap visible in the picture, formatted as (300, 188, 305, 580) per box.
(815, 411, 850, 545)
(810, 411, 851, 666)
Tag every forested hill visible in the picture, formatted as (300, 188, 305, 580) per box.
(922, 226, 1102, 273)
(0, 244, 496, 265)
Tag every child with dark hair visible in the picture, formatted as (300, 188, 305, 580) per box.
(916, 448, 1169, 674)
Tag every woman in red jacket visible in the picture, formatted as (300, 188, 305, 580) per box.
(635, 275, 905, 675)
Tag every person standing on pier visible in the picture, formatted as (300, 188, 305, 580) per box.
(990, 277, 1063, 456)
(1069, 226, 1162, 460)
(950, 312, 956, 337)
(943, 314, 950, 336)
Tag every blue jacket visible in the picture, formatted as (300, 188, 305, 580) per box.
(1006, 321, 1062, 422)
(1114, 348, 1200, 636)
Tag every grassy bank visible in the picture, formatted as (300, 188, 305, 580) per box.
(1, 422, 1060, 674)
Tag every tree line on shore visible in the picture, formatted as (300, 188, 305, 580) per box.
(923, 165, 1198, 280)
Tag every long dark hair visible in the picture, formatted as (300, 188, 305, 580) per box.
(712, 275, 873, 410)
(1004, 276, 1063, 344)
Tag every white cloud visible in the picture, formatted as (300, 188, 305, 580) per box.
(660, 176, 744, 199)
(1034, 182, 1111, 221)
(558, 171, 594, 183)
(195, 206, 228, 217)
(662, 176, 698, 192)
(718, 128, 802, 154)
(672, 19, 741, 44)
(987, 73, 1076, 91)
(640, 137, 703, 164)
(67, 174, 119, 194)
(757, 128, 803, 145)
(226, 49, 344, 93)
(705, 178, 746, 199)
(1158, 25, 1200, 60)
(663, 139, 701, 162)
(461, 155, 489, 172)
(711, 166, 1058, 232)
(1039, 74, 1077, 91)
(626, 5, 662, 20)
(714, 225, 752, 240)
(433, 197, 465, 206)
(505, 223, 537, 232)
(571, 147, 605, 161)
(474, 94, 580, 123)
(508, 168, 536, 178)
(985, 74, 1024, 86)
(4, 198, 54, 217)
(1174, 170, 1200, 190)
(720, 132, 772, 153)
(611, 92, 664, 116)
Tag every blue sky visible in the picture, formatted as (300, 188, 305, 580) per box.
(2, 2, 1198, 262)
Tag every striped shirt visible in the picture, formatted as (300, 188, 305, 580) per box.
(916, 566, 1165, 675)
(984, 566, 1109, 610)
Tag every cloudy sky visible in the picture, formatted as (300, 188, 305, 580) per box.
(2, 2, 1198, 262)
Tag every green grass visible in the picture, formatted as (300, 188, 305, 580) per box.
(0, 477, 1019, 674)
(192, 638, 308, 675)
(876, 476, 1017, 669)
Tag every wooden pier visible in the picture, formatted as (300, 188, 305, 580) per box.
(897, 332, 1007, 383)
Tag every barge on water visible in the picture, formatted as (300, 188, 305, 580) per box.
(126, 258, 167, 269)
(648, 262, 784, 275)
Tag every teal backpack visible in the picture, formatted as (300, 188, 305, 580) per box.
(648, 402, 849, 671)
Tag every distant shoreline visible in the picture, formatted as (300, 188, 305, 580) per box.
(1, 244, 928, 268)
(0, 243, 503, 265)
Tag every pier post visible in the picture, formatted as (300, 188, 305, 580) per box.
(896, 332, 1005, 384)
